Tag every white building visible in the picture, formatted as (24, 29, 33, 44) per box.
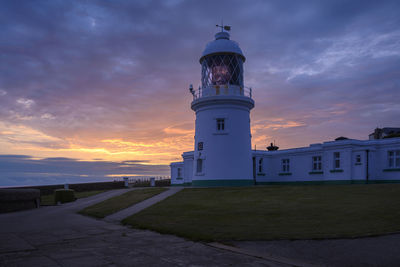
(170, 30, 400, 186)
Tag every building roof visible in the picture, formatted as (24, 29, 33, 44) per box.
(200, 31, 245, 63)
(382, 127, 400, 133)
(252, 137, 400, 156)
(369, 127, 400, 138)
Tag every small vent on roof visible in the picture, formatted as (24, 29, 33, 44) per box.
(267, 142, 279, 151)
(335, 136, 349, 141)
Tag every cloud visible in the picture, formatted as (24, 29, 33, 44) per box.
(0, 0, 399, 176)
(16, 98, 35, 108)
(0, 121, 63, 145)
(0, 154, 169, 187)
(163, 123, 194, 135)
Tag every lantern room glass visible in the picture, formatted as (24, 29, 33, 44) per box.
(201, 54, 244, 88)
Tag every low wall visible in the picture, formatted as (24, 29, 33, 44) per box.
(0, 189, 40, 213)
(10, 181, 126, 196)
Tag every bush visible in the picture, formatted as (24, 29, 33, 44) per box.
(0, 189, 41, 213)
(54, 189, 76, 203)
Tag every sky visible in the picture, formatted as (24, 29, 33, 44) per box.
(1, 0, 399, 186)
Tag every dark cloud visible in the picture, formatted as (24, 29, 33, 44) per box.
(0, 0, 399, 185)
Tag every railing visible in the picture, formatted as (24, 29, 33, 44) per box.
(113, 176, 170, 183)
(191, 85, 252, 100)
(113, 176, 171, 187)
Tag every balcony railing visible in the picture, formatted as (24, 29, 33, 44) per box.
(191, 85, 252, 100)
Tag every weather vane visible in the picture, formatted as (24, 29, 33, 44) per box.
(216, 21, 231, 32)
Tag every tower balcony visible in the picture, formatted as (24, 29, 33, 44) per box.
(191, 85, 254, 111)
(192, 85, 252, 100)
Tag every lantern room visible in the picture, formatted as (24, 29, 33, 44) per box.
(199, 31, 245, 88)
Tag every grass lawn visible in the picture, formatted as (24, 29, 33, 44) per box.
(122, 184, 400, 241)
(41, 190, 106, 206)
(79, 187, 167, 218)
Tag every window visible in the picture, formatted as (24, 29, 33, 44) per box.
(201, 54, 244, 88)
(177, 168, 182, 178)
(198, 142, 203, 151)
(196, 159, 203, 173)
(282, 159, 290, 173)
(356, 154, 361, 163)
(216, 118, 225, 131)
(334, 152, 341, 169)
(258, 158, 263, 173)
(312, 156, 322, 171)
(388, 150, 400, 168)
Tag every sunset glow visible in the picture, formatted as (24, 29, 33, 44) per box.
(1, 0, 399, 186)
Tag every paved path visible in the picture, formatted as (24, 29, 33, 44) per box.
(0, 188, 288, 266)
(104, 187, 183, 222)
(231, 235, 400, 267)
(2, 187, 400, 266)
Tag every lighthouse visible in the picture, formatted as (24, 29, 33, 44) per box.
(170, 28, 400, 187)
(189, 27, 255, 186)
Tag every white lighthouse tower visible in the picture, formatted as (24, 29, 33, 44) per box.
(190, 27, 255, 186)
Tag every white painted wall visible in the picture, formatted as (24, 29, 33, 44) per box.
(373, 141, 400, 180)
(170, 162, 184, 185)
(191, 94, 254, 183)
(171, 138, 400, 185)
(182, 152, 194, 184)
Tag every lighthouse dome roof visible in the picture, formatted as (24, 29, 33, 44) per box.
(200, 31, 245, 63)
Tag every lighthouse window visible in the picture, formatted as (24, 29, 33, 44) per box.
(212, 65, 230, 85)
(258, 158, 263, 173)
(201, 54, 244, 88)
(216, 118, 225, 131)
(177, 168, 182, 178)
(198, 142, 203, 151)
(196, 159, 203, 173)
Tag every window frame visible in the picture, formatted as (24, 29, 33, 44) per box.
(213, 116, 229, 135)
(258, 158, 263, 173)
(216, 118, 225, 131)
(197, 141, 203, 151)
(333, 152, 341, 169)
(312, 156, 322, 171)
(282, 158, 290, 173)
(356, 154, 361, 163)
(388, 150, 400, 168)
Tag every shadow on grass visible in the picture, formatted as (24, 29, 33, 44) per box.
(41, 190, 106, 206)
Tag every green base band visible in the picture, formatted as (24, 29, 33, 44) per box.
(192, 179, 254, 187)
(172, 180, 400, 187)
(383, 168, 400, 172)
(256, 180, 400, 185)
(171, 183, 192, 186)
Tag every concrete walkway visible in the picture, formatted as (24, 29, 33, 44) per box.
(104, 187, 183, 222)
(0, 188, 287, 266)
(2, 187, 400, 266)
(231, 235, 400, 267)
